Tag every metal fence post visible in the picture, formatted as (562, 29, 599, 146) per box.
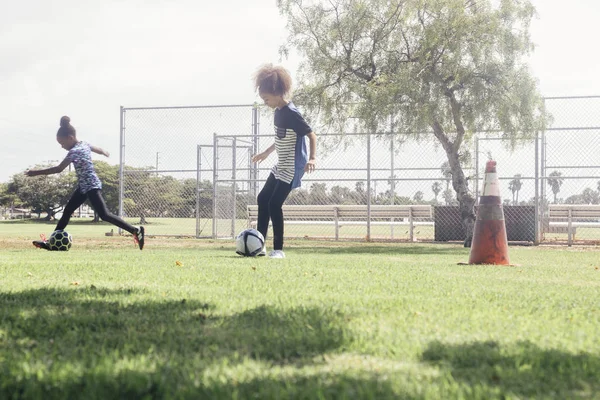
(367, 132, 372, 241)
(534, 131, 540, 244)
(252, 106, 260, 199)
(118, 106, 125, 235)
(390, 137, 395, 239)
(196, 145, 201, 238)
(247, 147, 253, 205)
(540, 98, 547, 244)
(232, 137, 237, 238)
(212, 133, 218, 239)
(567, 207, 573, 246)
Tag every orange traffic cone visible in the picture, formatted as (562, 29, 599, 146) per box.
(468, 160, 510, 265)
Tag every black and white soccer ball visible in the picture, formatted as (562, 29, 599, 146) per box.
(48, 230, 73, 251)
(235, 228, 264, 257)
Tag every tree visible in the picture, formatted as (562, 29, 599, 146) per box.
(564, 194, 584, 205)
(0, 183, 21, 215)
(196, 180, 214, 218)
(331, 185, 351, 204)
(309, 183, 328, 204)
(93, 161, 119, 211)
(431, 181, 442, 201)
(178, 178, 202, 218)
(440, 162, 452, 191)
(582, 188, 599, 205)
(355, 181, 365, 194)
(442, 188, 456, 206)
(565, 188, 600, 205)
(413, 190, 424, 202)
(92, 161, 120, 221)
(386, 174, 397, 198)
(547, 171, 564, 204)
(287, 188, 310, 205)
(508, 174, 523, 205)
(9, 166, 76, 219)
(278, 0, 549, 246)
(353, 181, 367, 204)
(122, 168, 155, 224)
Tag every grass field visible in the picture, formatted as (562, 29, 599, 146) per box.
(0, 217, 437, 241)
(9, 216, 600, 243)
(1, 220, 599, 399)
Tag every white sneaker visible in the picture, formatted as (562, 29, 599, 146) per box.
(268, 250, 285, 259)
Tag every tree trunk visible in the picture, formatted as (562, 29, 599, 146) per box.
(44, 209, 53, 221)
(447, 149, 476, 247)
(432, 122, 476, 247)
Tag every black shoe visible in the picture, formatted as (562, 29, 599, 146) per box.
(133, 226, 145, 250)
(33, 240, 51, 250)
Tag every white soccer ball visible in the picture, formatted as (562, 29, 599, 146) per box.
(48, 229, 73, 251)
(235, 229, 265, 257)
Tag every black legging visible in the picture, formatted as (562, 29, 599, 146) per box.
(56, 188, 138, 234)
(256, 174, 292, 251)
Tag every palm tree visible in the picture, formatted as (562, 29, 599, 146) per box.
(440, 161, 452, 191)
(548, 171, 564, 204)
(431, 181, 442, 201)
(413, 191, 424, 203)
(442, 189, 455, 206)
(508, 174, 523, 205)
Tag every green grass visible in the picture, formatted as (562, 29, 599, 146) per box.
(8, 216, 600, 243)
(0, 217, 434, 240)
(1, 221, 600, 399)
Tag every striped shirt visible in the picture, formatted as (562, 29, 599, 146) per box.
(271, 102, 312, 189)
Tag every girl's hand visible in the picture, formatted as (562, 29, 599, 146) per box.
(252, 152, 269, 164)
(103, 150, 110, 157)
(304, 159, 316, 173)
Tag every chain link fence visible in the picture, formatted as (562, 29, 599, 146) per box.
(118, 105, 254, 236)
(119, 96, 600, 244)
(541, 96, 600, 244)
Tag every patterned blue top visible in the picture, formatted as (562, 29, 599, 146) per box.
(271, 102, 313, 189)
(65, 141, 102, 194)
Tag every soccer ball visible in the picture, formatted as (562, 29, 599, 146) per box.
(235, 228, 264, 257)
(48, 230, 73, 251)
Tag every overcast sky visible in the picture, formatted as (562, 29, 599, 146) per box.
(1, 0, 599, 183)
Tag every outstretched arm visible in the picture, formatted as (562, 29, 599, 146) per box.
(304, 132, 317, 173)
(90, 145, 110, 157)
(252, 143, 276, 164)
(25, 157, 71, 177)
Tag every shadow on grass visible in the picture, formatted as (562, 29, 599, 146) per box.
(173, 373, 405, 399)
(422, 340, 600, 398)
(2, 368, 407, 400)
(0, 287, 356, 399)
